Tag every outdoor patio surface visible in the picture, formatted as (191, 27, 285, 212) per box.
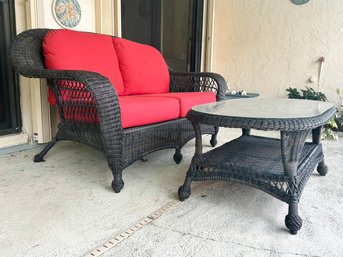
(1, 128, 342, 257)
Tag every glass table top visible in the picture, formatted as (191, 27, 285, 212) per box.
(191, 98, 335, 119)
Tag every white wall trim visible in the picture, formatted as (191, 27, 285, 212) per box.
(25, 0, 51, 143)
(114, 0, 121, 37)
(95, 0, 121, 36)
(204, 0, 215, 72)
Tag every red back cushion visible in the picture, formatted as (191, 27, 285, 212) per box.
(43, 29, 125, 95)
(113, 38, 170, 95)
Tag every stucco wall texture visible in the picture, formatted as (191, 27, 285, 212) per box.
(213, 0, 343, 103)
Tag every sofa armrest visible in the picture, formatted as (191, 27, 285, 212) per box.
(169, 71, 228, 101)
(49, 71, 123, 168)
(10, 29, 125, 170)
(46, 70, 121, 124)
(18, 69, 123, 169)
(51, 72, 124, 170)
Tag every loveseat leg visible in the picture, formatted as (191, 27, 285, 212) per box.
(111, 172, 124, 193)
(34, 137, 58, 162)
(210, 126, 219, 147)
(173, 147, 183, 164)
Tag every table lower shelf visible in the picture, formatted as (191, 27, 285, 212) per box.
(186, 135, 324, 203)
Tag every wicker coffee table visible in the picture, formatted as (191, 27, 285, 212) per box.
(178, 98, 336, 234)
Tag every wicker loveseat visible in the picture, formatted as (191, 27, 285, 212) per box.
(10, 29, 227, 192)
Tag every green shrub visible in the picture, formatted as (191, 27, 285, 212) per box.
(335, 88, 343, 132)
(286, 86, 327, 101)
(286, 87, 338, 140)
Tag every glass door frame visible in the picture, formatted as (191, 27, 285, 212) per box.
(0, 0, 21, 135)
(190, 0, 204, 72)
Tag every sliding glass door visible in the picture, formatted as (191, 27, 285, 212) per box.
(121, 0, 204, 72)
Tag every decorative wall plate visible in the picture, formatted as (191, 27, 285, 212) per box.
(53, 0, 81, 28)
(291, 0, 310, 5)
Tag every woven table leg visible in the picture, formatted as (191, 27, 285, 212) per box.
(285, 202, 302, 235)
(317, 160, 328, 176)
(242, 128, 251, 136)
(312, 127, 329, 176)
(210, 126, 219, 147)
(178, 176, 192, 201)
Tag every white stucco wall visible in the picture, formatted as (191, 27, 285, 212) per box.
(213, 0, 343, 103)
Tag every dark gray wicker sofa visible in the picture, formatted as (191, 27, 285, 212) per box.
(10, 29, 227, 192)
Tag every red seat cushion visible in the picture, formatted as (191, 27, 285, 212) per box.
(118, 96, 179, 128)
(59, 94, 180, 128)
(43, 29, 125, 96)
(113, 38, 170, 95)
(143, 92, 216, 117)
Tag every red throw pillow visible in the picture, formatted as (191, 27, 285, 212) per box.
(43, 29, 124, 95)
(113, 37, 170, 95)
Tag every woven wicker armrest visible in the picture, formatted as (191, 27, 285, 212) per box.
(48, 71, 123, 165)
(169, 71, 228, 101)
(47, 70, 121, 125)
(25, 69, 123, 165)
(9, 61, 122, 129)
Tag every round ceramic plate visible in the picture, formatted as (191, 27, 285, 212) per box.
(53, 0, 81, 28)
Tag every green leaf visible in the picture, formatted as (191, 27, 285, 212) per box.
(286, 87, 302, 99)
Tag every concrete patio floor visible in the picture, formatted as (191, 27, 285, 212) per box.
(1, 128, 342, 257)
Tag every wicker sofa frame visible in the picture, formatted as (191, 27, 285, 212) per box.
(10, 29, 227, 192)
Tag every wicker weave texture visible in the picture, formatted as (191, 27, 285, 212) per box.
(187, 135, 324, 203)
